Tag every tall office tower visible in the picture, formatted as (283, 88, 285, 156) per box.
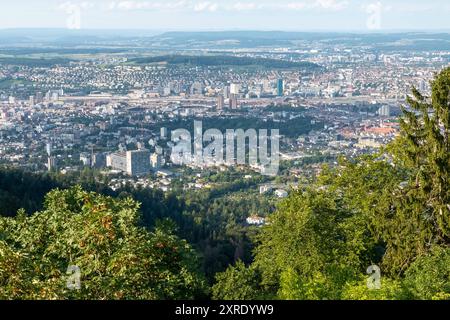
(277, 79, 284, 96)
(51, 91, 59, 101)
(378, 105, 391, 117)
(35, 92, 43, 103)
(419, 80, 427, 92)
(161, 127, 168, 139)
(126, 150, 151, 176)
(217, 95, 225, 110)
(229, 94, 239, 109)
(230, 83, 240, 95)
(263, 79, 271, 92)
(45, 90, 60, 102)
(223, 86, 230, 99)
(46, 142, 52, 157)
(92, 153, 107, 168)
(46, 140, 54, 171)
(29, 96, 35, 106)
(47, 156, 57, 172)
(150, 152, 163, 169)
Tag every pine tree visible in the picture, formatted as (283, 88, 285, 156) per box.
(399, 68, 450, 239)
(382, 67, 450, 272)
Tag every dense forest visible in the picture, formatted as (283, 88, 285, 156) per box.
(1, 68, 450, 300)
(0, 166, 270, 283)
(0, 57, 72, 67)
(131, 55, 320, 70)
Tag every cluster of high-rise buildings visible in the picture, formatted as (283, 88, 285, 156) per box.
(106, 149, 163, 176)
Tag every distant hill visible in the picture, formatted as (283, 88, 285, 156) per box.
(152, 31, 450, 45)
(1, 29, 450, 51)
(149, 31, 450, 51)
(154, 31, 351, 41)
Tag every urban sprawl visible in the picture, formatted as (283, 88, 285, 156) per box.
(1, 33, 448, 224)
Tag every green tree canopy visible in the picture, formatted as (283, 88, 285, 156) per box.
(211, 261, 262, 300)
(403, 245, 450, 300)
(0, 186, 206, 300)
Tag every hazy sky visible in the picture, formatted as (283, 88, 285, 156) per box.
(1, 0, 450, 31)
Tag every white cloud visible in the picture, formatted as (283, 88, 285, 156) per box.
(314, 0, 349, 11)
(102, 0, 351, 13)
(107, 1, 189, 11)
(286, 2, 308, 11)
(80, 1, 95, 9)
(59, 0, 95, 11)
(194, 1, 219, 12)
(58, 1, 96, 29)
(116, 1, 148, 10)
(364, 2, 382, 30)
(229, 2, 258, 11)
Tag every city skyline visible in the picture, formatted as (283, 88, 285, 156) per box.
(1, 0, 450, 31)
